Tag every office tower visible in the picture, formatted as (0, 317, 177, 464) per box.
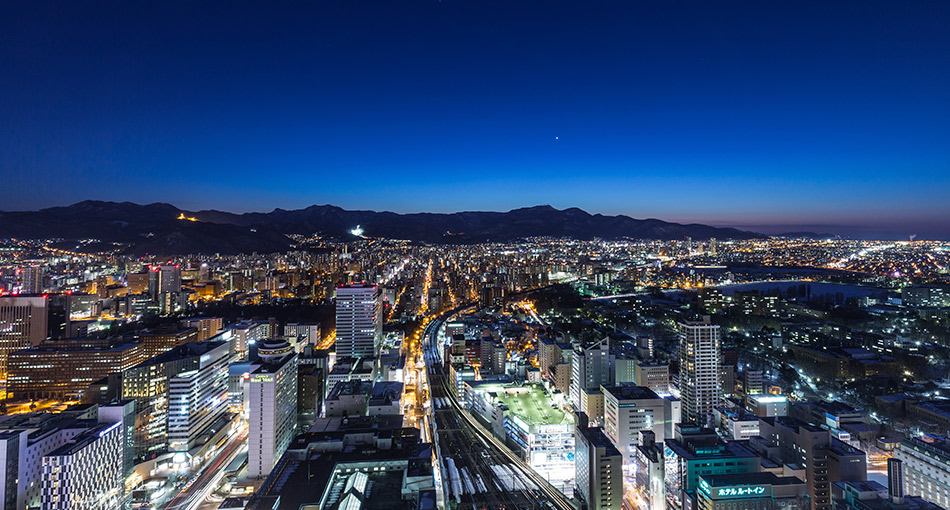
(16, 267, 43, 294)
(634, 361, 671, 394)
(887, 458, 904, 505)
(139, 326, 199, 359)
(121, 341, 226, 461)
(334, 284, 382, 358)
(167, 342, 230, 451)
(709, 238, 717, 256)
(41, 422, 123, 510)
(758, 416, 867, 510)
(678, 317, 722, 425)
(0, 295, 47, 379)
(570, 337, 614, 411)
(7, 339, 146, 400)
(179, 317, 223, 342)
(248, 338, 298, 479)
(743, 370, 764, 396)
(0, 415, 95, 510)
(602, 385, 679, 462)
(96, 400, 136, 480)
(147, 264, 181, 300)
(285, 322, 321, 350)
(895, 435, 950, 509)
(223, 320, 269, 358)
(575, 425, 623, 510)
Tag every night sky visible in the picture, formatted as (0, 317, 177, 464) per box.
(2, 1, 949, 239)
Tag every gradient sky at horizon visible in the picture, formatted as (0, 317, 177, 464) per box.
(1, 1, 948, 239)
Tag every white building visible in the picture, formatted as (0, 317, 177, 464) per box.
(678, 317, 722, 425)
(895, 435, 950, 509)
(40, 422, 123, 510)
(602, 384, 679, 463)
(167, 341, 231, 451)
(570, 337, 613, 411)
(223, 320, 268, 359)
(334, 284, 382, 358)
(284, 322, 321, 351)
(248, 339, 298, 479)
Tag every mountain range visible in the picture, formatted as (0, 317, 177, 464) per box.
(0, 201, 765, 255)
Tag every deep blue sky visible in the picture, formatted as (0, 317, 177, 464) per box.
(2, 1, 949, 238)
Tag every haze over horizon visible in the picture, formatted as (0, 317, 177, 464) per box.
(2, 1, 948, 239)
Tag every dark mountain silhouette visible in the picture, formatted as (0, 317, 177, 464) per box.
(0, 201, 763, 254)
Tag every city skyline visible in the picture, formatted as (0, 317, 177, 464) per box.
(1, 1, 948, 237)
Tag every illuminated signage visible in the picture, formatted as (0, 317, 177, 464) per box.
(250, 374, 274, 383)
(98, 421, 121, 438)
(716, 486, 768, 498)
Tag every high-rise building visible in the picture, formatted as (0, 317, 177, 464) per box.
(575, 424, 623, 510)
(284, 322, 321, 351)
(0, 296, 47, 379)
(248, 338, 298, 479)
(679, 317, 722, 425)
(334, 284, 382, 358)
(0, 402, 126, 510)
(602, 384, 680, 462)
(570, 337, 614, 411)
(41, 422, 124, 510)
(8, 339, 146, 400)
(179, 317, 223, 342)
(167, 342, 231, 452)
(895, 435, 950, 509)
(16, 267, 43, 294)
(223, 320, 268, 358)
(147, 265, 181, 300)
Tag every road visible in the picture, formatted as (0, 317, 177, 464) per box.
(421, 309, 577, 510)
(160, 429, 247, 510)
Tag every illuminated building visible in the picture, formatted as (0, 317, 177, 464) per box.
(147, 264, 181, 300)
(138, 326, 198, 359)
(679, 317, 722, 425)
(179, 317, 223, 342)
(601, 384, 679, 462)
(284, 322, 321, 350)
(746, 395, 788, 418)
(758, 416, 867, 510)
(0, 295, 47, 379)
(41, 422, 123, 510)
(575, 422, 622, 510)
(334, 284, 382, 358)
(121, 341, 226, 461)
(248, 338, 298, 479)
(16, 267, 43, 294)
(466, 382, 575, 495)
(662, 424, 762, 510)
(223, 320, 268, 359)
(696, 472, 807, 510)
(7, 339, 146, 400)
(570, 337, 613, 411)
(895, 435, 950, 509)
(634, 361, 671, 394)
(166, 341, 231, 452)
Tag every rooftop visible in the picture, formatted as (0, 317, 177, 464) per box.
(602, 384, 661, 401)
(701, 471, 803, 487)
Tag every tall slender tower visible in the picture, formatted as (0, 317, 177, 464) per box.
(678, 316, 721, 425)
(334, 284, 382, 358)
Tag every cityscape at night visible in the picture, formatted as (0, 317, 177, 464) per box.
(1, 2, 949, 510)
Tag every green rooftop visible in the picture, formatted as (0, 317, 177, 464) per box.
(477, 382, 572, 428)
